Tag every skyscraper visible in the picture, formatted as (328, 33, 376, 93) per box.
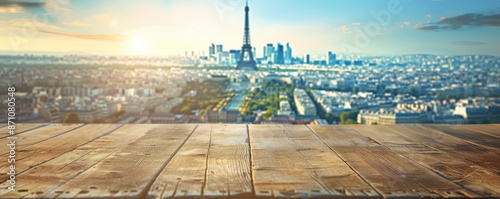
(264, 43, 274, 59)
(327, 51, 337, 66)
(276, 43, 284, 64)
(209, 43, 215, 56)
(229, 50, 241, 64)
(285, 42, 292, 63)
(216, 44, 223, 53)
(304, 54, 310, 64)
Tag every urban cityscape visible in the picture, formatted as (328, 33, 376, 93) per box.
(0, 0, 499, 125)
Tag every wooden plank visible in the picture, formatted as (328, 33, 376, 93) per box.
(42, 124, 197, 198)
(250, 125, 380, 198)
(351, 125, 493, 197)
(203, 124, 253, 199)
(0, 123, 45, 138)
(462, 125, 500, 138)
(425, 125, 500, 150)
(310, 125, 476, 198)
(0, 124, 83, 156)
(0, 124, 122, 183)
(391, 125, 500, 174)
(147, 125, 211, 199)
(0, 124, 161, 198)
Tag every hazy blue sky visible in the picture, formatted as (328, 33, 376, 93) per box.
(0, 0, 499, 56)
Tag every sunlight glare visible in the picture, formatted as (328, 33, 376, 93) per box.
(129, 37, 151, 55)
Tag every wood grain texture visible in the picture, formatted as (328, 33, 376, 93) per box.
(0, 124, 83, 156)
(461, 125, 500, 138)
(147, 125, 209, 199)
(0, 123, 45, 138)
(0, 124, 157, 198)
(203, 124, 253, 199)
(310, 125, 479, 198)
(425, 125, 500, 150)
(0, 124, 497, 199)
(351, 125, 494, 197)
(42, 124, 196, 199)
(0, 124, 122, 183)
(391, 125, 500, 174)
(249, 125, 379, 198)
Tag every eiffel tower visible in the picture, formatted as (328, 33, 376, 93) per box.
(236, 0, 258, 71)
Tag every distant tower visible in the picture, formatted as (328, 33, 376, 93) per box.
(327, 51, 337, 66)
(216, 44, 223, 53)
(209, 43, 215, 56)
(276, 43, 284, 64)
(236, 0, 258, 70)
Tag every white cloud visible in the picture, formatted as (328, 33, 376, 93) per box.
(63, 21, 92, 27)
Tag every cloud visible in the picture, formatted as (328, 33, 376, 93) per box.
(0, 4, 23, 13)
(0, 0, 70, 14)
(87, 13, 119, 27)
(340, 25, 351, 33)
(62, 21, 92, 27)
(415, 24, 441, 31)
(416, 12, 500, 31)
(426, 13, 432, 18)
(0, 0, 46, 8)
(398, 21, 411, 28)
(87, 13, 113, 22)
(38, 30, 125, 41)
(451, 41, 487, 46)
(12, 20, 63, 30)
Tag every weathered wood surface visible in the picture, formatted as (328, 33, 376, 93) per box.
(463, 125, 500, 137)
(0, 123, 45, 138)
(0, 124, 498, 199)
(350, 125, 498, 197)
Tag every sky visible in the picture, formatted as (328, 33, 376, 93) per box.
(0, 0, 499, 56)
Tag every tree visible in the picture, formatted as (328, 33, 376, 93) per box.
(340, 111, 359, 124)
(345, 119, 358, 124)
(407, 87, 421, 98)
(352, 86, 359, 93)
(63, 112, 80, 123)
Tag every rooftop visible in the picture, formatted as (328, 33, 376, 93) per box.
(0, 124, 498, 198)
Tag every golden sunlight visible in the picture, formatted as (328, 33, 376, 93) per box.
(129, 37, 151, 55)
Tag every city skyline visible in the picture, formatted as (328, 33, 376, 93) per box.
(0, 0, 499, 56)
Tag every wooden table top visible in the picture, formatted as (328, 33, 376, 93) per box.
(0, 124, 499, 199)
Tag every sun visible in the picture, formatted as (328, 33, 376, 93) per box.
(129, 37, 151, 55)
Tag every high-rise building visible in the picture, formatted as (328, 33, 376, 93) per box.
(304, 54, 310, 64)
(229, 50, 241, 64)
(252, 47, 256, 59)
(264, 43, 274, 59)
(216, 44, 223, 53)
(327, 51, 337, 66)
(209, 43, 215, 56)
(285, 43, 292, 63)
(276, 43, 284, 64)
